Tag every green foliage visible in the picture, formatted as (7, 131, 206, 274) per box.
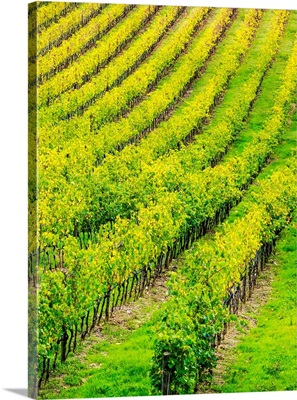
(36, 9, 297, 375)
(150, 164, 297, 393)
(40, 324, 156, 399)
(30, 4, 297, 392)
(38, 8, 263, 241)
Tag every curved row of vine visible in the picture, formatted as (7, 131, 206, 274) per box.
(84, 13, 285, 226)
(35, 4, 160, 109)
(37, 6, 209, 126)
(83, 8, 292, 228)
(29, 3, 133, 85)
(29, 2, 106, 60)
(38, 8, 281, 242)
(150, 162, 296, 394)
(28, 1, 75, 38)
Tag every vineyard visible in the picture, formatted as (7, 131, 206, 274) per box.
(28, 2, 297, 398)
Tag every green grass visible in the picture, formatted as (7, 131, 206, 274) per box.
(214, 214, 297, 393)
(67, 326, 154, 398)
(39, 288, 168, 399)
(223, 10, 297, 160)
(41, 321, 158, 399)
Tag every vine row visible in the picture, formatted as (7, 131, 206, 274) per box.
(29, 2, 77, 38)
(29, 4, 134, 86)
(37, 8, 269, 242)
(35, 4, 160, 109)
(29, 3, 107, 61)
(150, 165, 296, 394)
(38, 6, 206, 126)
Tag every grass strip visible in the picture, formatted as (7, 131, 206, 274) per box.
(214, 212, 297, 393)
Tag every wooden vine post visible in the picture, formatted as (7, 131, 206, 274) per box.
(161, 351, 171, 395)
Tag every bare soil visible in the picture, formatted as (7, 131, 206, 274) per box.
(73, 264, 175, 362)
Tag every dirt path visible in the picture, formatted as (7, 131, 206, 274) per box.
(87, 269, 171, 344)
(209, 258, 279, 391)
(69, 263, 175, 362)
(39, 264, 176, 398)
(41, 251, 281, 399)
